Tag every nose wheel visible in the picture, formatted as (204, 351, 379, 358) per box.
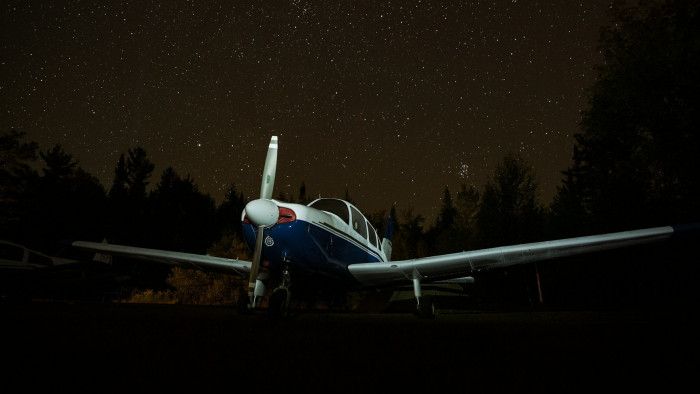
(269, 266, 292, 319)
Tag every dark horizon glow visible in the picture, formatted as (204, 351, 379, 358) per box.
(1, 1, 617, 221)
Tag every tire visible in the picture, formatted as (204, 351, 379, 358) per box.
(269, 288, 290, 319)
(237, 291, 253, 315)
(417, 296, 436, 319)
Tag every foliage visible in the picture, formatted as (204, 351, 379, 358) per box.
(147, 167, 218, 253)
(207, 233, 252, 261)
(127, 289, 178, 304)
(125, 147, 155, 199)
(0, 130, 38, 236)
(556, 0, 700, 232)
(166, 267, 244, 305)
(216, 183, 247, 239)
(476, 153, 545, 248)
(391, 206, 427, 260)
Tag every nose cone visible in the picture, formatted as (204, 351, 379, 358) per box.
(245, 199, 279, 228)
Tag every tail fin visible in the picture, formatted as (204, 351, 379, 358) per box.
(381, 216, 393, 261)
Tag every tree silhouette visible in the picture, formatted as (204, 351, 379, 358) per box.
(216, 183, 247, 238)
(0, 130, 38, 238)
(476, 153, 544, 248)
(429, 186, 460, 254)
(32, 144, 106, 250)
(298, 181, 310, 205)
(559, 0, 700, 231)
(392, 206, 427, 260)
(106, 147, 155, 246)
(148, 167, 217, 253)
(125, 147, 155, 200)
(454, 184, 480, 251)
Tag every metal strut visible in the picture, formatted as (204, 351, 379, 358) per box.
(269, 264, 292, 318)
(412, 277, 422, 308)
(412, 276, 435, 318)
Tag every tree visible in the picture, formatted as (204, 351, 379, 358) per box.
(106, 147, 155, 245)
(108, 154, 128, 201)
(216, 183, 247, 238)
(560, 0, 700, 231)
(0, 130, 38, 237)
(436, 186, 457, 232)
(125, 147, 155, 200)
(298, 181, 311, 205)
(148, 167, 217, 253)
(392, 206, 427, 260)
(550, 150, 591, 237)
(476, 153, 545, 248)
(454, 184, 480, 251)
(28, 144, 106, 249)
(40, 144, 77, 181)
(429, 186, 460, 254)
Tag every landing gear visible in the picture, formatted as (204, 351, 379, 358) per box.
(238, 270, 269, 315)
(237, 289, 252, 315)
(416, 295, 436, 319)
(413, 277, 436, 318)
(269, 288, 291, 319)
(269, 265, 292, 319)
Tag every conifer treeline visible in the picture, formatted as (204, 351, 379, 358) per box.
(1, 0, 698, 263)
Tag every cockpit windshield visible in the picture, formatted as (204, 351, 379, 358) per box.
(309, 198, 381, 249)
(308, 199, 350, 224)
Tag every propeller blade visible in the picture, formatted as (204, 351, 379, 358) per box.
(247, 225, 264, 308)
(245, 135, 278, 309)
(259, 136, 278, 200)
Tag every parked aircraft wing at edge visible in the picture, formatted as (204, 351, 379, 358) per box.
(71, 241, 252, 276)
(347, 225, 685, 287)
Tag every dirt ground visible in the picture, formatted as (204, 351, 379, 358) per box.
(2, 301, 695, 393)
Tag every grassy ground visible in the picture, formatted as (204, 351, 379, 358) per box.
(2, 301, 695, 392)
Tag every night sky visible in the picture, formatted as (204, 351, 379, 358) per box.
(2, 1, 617, 221)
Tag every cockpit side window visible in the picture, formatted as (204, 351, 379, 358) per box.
(349, 206, 367, 239)
(309, 199, 350, 224)
(368, 223, 378, 247)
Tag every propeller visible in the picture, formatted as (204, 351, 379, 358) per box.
(245, 136, 278, 309)
(259, 136, 278, 200)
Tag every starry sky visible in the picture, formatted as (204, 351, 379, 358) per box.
(2, 1, 618, 221)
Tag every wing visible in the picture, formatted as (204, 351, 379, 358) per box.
(348, 225, 682, 287)
(72, 241, 251, 276)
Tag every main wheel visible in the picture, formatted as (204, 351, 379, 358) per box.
(269, 288, 291, 319)
(237, 290, 253, 315)
(416, 295, 436, 319)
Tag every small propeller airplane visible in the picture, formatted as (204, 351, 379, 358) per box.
(73, 136, 695, 318)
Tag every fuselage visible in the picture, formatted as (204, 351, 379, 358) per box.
(241, 198, 387, 286)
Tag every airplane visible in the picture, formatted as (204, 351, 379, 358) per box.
(72, 136, 697, 318)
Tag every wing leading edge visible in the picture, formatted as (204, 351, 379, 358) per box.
(72, 241, 252, 276)
(347, 226, 679, 287)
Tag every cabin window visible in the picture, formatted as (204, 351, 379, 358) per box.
(309, 199, 349, 224)
(368, 224, 378, 247)
(349, 206, 367, 239)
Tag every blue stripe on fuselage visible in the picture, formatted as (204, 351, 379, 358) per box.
(241, 220, 381, 285)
